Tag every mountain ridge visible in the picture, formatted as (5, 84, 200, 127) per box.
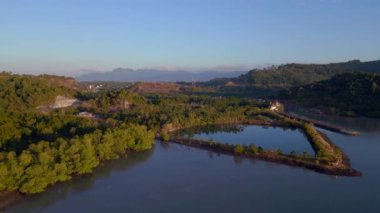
(204, 60, 380, 88)
(76, 68, 246, 82)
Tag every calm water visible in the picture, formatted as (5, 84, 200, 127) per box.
(187, 125, 314, 154)
(6, 116, 380, 213)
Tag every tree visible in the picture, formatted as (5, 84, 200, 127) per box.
(250, 144, 258, 154)
(76, 135, 99, 174)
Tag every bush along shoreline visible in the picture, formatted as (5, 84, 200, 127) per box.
(0, 124, 155, 195)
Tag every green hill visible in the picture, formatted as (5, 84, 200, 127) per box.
(205, 60, 380, 88)
(282, 72, 380, 117)
(0, 72, 77, 112)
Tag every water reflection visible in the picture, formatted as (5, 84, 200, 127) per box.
(158, 140, 170, 150)
(233, 156, 244, 165)
(183, 124, 314, 154)
(177, 124, 245, 138)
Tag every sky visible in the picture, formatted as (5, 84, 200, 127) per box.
(1, 0, 380, 76)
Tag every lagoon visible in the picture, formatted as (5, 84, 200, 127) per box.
(184, 125, 314, 154)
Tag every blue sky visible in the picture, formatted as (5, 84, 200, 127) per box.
(1, 0, 379, 76)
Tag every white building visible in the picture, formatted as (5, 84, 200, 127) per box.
(269, 101, 281, 112)
(78, 111, 96, 118)
(50, 96, 80, 109)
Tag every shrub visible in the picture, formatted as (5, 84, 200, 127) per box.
(234, 144, 244, 154)
(161, 132, 170, 142)
(250, 144, 258, 154)
(302, 151, 310, 159)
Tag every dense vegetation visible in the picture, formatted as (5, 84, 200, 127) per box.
(237, 60, 380, 88)
(282, 72, 380, 117)
(79, 90, 273, 132)
(0, 73, 280, 194)
(0, 72, 76, 111)
(0, 71, 361, 194)
(0, 124, 154, 194)
(204, 60, 380, 88)
(0, 74, 154, 194)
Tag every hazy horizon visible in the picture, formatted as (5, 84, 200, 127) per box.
(1, 0, 380, 76)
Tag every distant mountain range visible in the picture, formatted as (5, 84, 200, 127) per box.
(76, 68, 247, 82)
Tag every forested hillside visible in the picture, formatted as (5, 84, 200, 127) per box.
(205, 60, 380, 88)
(0, 72, 76, 111)
(282, 72, 380, 117)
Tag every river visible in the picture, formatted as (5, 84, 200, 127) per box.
(5, 115, 380, 212)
